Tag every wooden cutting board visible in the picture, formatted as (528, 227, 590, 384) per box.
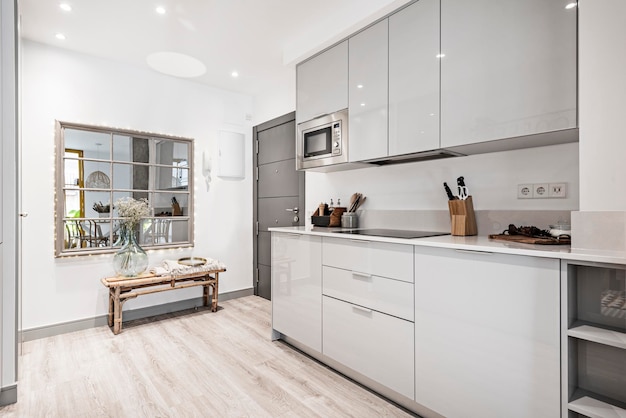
(488, 234, 571, 245)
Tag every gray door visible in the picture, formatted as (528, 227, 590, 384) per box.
(253, 112, 304, 300)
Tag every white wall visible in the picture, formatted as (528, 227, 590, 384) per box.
(307, 142, 579, 220)
(1, 0, 18, 399)
(21, 41, 254, 330)
(579, 0, 626, 211)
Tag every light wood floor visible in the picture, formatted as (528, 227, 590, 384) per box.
(0, 295, 415, 417)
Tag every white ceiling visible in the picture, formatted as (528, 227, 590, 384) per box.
(19, 0, 412, 99)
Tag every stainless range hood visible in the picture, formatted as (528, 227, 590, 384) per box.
(365, 149, 465, 166)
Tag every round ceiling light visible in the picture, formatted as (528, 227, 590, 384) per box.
(146, 52, 207, 78)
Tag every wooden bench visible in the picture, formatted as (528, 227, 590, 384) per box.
(101, 268, 225, 334)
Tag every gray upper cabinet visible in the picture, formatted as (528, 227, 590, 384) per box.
(440, 0, 577, 149)
(296, 41, 348, 125)
(389, 0, 440, 156)
(348, 20, 389, 162)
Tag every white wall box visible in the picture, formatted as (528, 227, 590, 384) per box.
(414, 246, 560, 418)
(561, 261, 626, 417)
(388, 0, 440, 156)
(322, 295, 414, 399)
(348, 19, 389, 162)
(217, 130, 245, 179)
(271, 232, 322, 352)
(440, 0, 578, 153)
(296, 41, 348, 125)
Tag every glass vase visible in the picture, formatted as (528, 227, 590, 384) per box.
(113, 224, 148, 277)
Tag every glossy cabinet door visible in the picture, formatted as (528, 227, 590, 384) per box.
(414, 246, 560, 417)
(323, 296, 414, 399)
(296, 41, 348, 125)
(322, 237, 413, 283)
(271, 232, 322, 352)
(388, 0, 440, 156)
(348, 20, 388, 162)
(440, 0, 577, 148)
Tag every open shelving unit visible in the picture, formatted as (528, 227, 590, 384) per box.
(562, 261, 626, 418)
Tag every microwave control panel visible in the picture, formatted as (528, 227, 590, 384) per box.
(333, 123, 341, 154)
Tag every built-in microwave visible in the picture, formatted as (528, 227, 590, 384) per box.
(296, 109, 348, 170)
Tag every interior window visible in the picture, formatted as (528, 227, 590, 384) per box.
(55, 121, 194, 257)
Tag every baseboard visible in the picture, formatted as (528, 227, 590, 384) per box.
(0, 384, 17, 406)
(22, 288, 254, 342)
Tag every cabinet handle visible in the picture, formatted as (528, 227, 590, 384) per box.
(284, 233, 302, 238)
(455, 249, 493, 255)
(351, 271, 372, 280)
(352, 305, 373, 315)
(349, 239, 369, 244)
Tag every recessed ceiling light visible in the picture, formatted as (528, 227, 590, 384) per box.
(231, 71, 239, 78)
(357, 84, 363, 89)
(55, 33, 66, 40)
(360, 103, 366, 107)
(436, 53, 445, 58)
(565, 2, 577, 9)
(156, 6, 166, 14)
(146, 51, 207, 78)
(59, 3, 72, 12)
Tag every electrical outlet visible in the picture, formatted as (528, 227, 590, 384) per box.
(549, 183, 567, 198)
(534, 183, 549, 199)
(517, 184, 533, 199)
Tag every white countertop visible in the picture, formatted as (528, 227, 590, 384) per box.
(269, 226, 626, 265)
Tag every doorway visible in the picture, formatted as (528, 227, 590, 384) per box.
(253, 112, 304, 300)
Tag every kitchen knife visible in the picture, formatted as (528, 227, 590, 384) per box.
(443, 182, 457, 200)
(457, 176, 469, 200)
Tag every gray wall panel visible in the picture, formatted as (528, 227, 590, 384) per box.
(258, 197, 299, 232)
(258, 121, 295, 165)
(258, 159, 300, 198)
(258, 231, 271, 266)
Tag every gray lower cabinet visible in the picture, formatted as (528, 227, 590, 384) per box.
(271, 232, 322, 351)
(322, 296, 414, 399)
(271, 232, 565, 417)
(561, 261, 626, 417)
(414, 246, 561, 418)
(322, 237, 415, 400)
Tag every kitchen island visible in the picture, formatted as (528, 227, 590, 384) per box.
(269, 226, 626, 418)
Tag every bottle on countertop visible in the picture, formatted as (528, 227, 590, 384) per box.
(329, 198, 334, 213)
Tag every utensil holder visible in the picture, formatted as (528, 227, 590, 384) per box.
(448, 196, 477, 236)
(341, 212, 359, 228)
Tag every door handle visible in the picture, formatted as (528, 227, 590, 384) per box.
(285, 207, 299, 214)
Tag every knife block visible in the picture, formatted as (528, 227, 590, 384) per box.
(448, 196, 477, 236)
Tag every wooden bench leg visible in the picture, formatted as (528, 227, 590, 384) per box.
(203, 279, 209, 307)
(211, 273, 219, 312)
(113, 287, 122, 334)
(107, 289, 114, 327)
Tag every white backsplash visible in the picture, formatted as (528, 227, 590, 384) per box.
(306, 142, 579, 234)
(356, 209, 571, 235)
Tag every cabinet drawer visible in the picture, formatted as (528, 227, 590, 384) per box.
(322, 266, 413, 321)
(322, 237, 413, 283)
(323, 296, 414, 399)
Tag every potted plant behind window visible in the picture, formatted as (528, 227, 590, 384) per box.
(112, 197, 150, 277)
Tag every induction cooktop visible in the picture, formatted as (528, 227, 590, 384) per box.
(332, 229, 450, 239)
